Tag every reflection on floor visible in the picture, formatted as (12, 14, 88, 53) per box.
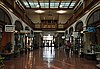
(4, 47, 97, 69)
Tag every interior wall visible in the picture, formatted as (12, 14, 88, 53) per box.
(29, 14, 41, 23)
(58, 14, 72, 23)
(1, 32, 11, 51)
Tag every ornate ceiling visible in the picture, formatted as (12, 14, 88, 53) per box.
(20, 0, 79, 9)
(18, 0, 79, 24)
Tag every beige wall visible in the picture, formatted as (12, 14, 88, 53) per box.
(29, 14, 41, 23)
(29, 14, 70, 24)
(58, 14, 72, 23)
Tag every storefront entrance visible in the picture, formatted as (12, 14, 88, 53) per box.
(43, 34, 54, 47)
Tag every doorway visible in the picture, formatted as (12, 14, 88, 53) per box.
(43, 34, 54, 47)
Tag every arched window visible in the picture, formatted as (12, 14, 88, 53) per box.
(31, 30, 33, 34)
(25, 26, 30, 31)
(15, 21, 23, 31)
(69, 27, 73, 35)
(87, 10, 100, 26)
(87, 9, 100, 44)
(75, 21, 83, 32)
(0, 8, 11, 25)
(65, 30, 68, 35)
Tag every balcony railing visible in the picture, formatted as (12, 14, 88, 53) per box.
(34, 23, 64, 30)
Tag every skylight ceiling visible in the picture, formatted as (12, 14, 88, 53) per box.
(20, 0, 77, 9)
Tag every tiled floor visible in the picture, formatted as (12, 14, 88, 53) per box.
(3, 47, 97, 69)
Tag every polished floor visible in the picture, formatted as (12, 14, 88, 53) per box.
(3, 47, 97, 69)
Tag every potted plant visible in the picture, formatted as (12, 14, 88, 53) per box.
(5, 42, 12, 53)
(94, 44, 100, 52)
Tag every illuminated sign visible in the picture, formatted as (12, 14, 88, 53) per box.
(5, 25, 15, 32)
(87, 27, 96, 32)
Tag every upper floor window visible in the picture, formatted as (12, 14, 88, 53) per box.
(0, 9, 11, 24)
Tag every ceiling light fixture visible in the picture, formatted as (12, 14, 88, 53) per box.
(34, 10, 45, 13)
(56, 10, 67, 14)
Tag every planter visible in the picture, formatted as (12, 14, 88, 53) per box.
(84, 53, 96, 60)
(95, 45, 100, 52)
(0, 53, 13, 60)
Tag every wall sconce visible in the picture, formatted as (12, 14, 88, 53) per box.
(14, 30, 18, 33)
(80, 31, 83, 33)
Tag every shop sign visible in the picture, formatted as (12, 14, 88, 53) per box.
(87, 27, 96, 32)
(20, 30, 30, 33)
(5, 25, 15, 32)
(66, 34, 70, 38)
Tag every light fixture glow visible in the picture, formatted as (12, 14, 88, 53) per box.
(59, 5, 63, 8)
(36, 5, 40, 7)
(34, 10, 45, 13)
(56, 10, 67, 14)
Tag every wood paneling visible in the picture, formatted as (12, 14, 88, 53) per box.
(1, 32, 12, 50)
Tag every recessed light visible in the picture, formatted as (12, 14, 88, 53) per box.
(34, 10, 45, 13)
(56, 10, 67, 14)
